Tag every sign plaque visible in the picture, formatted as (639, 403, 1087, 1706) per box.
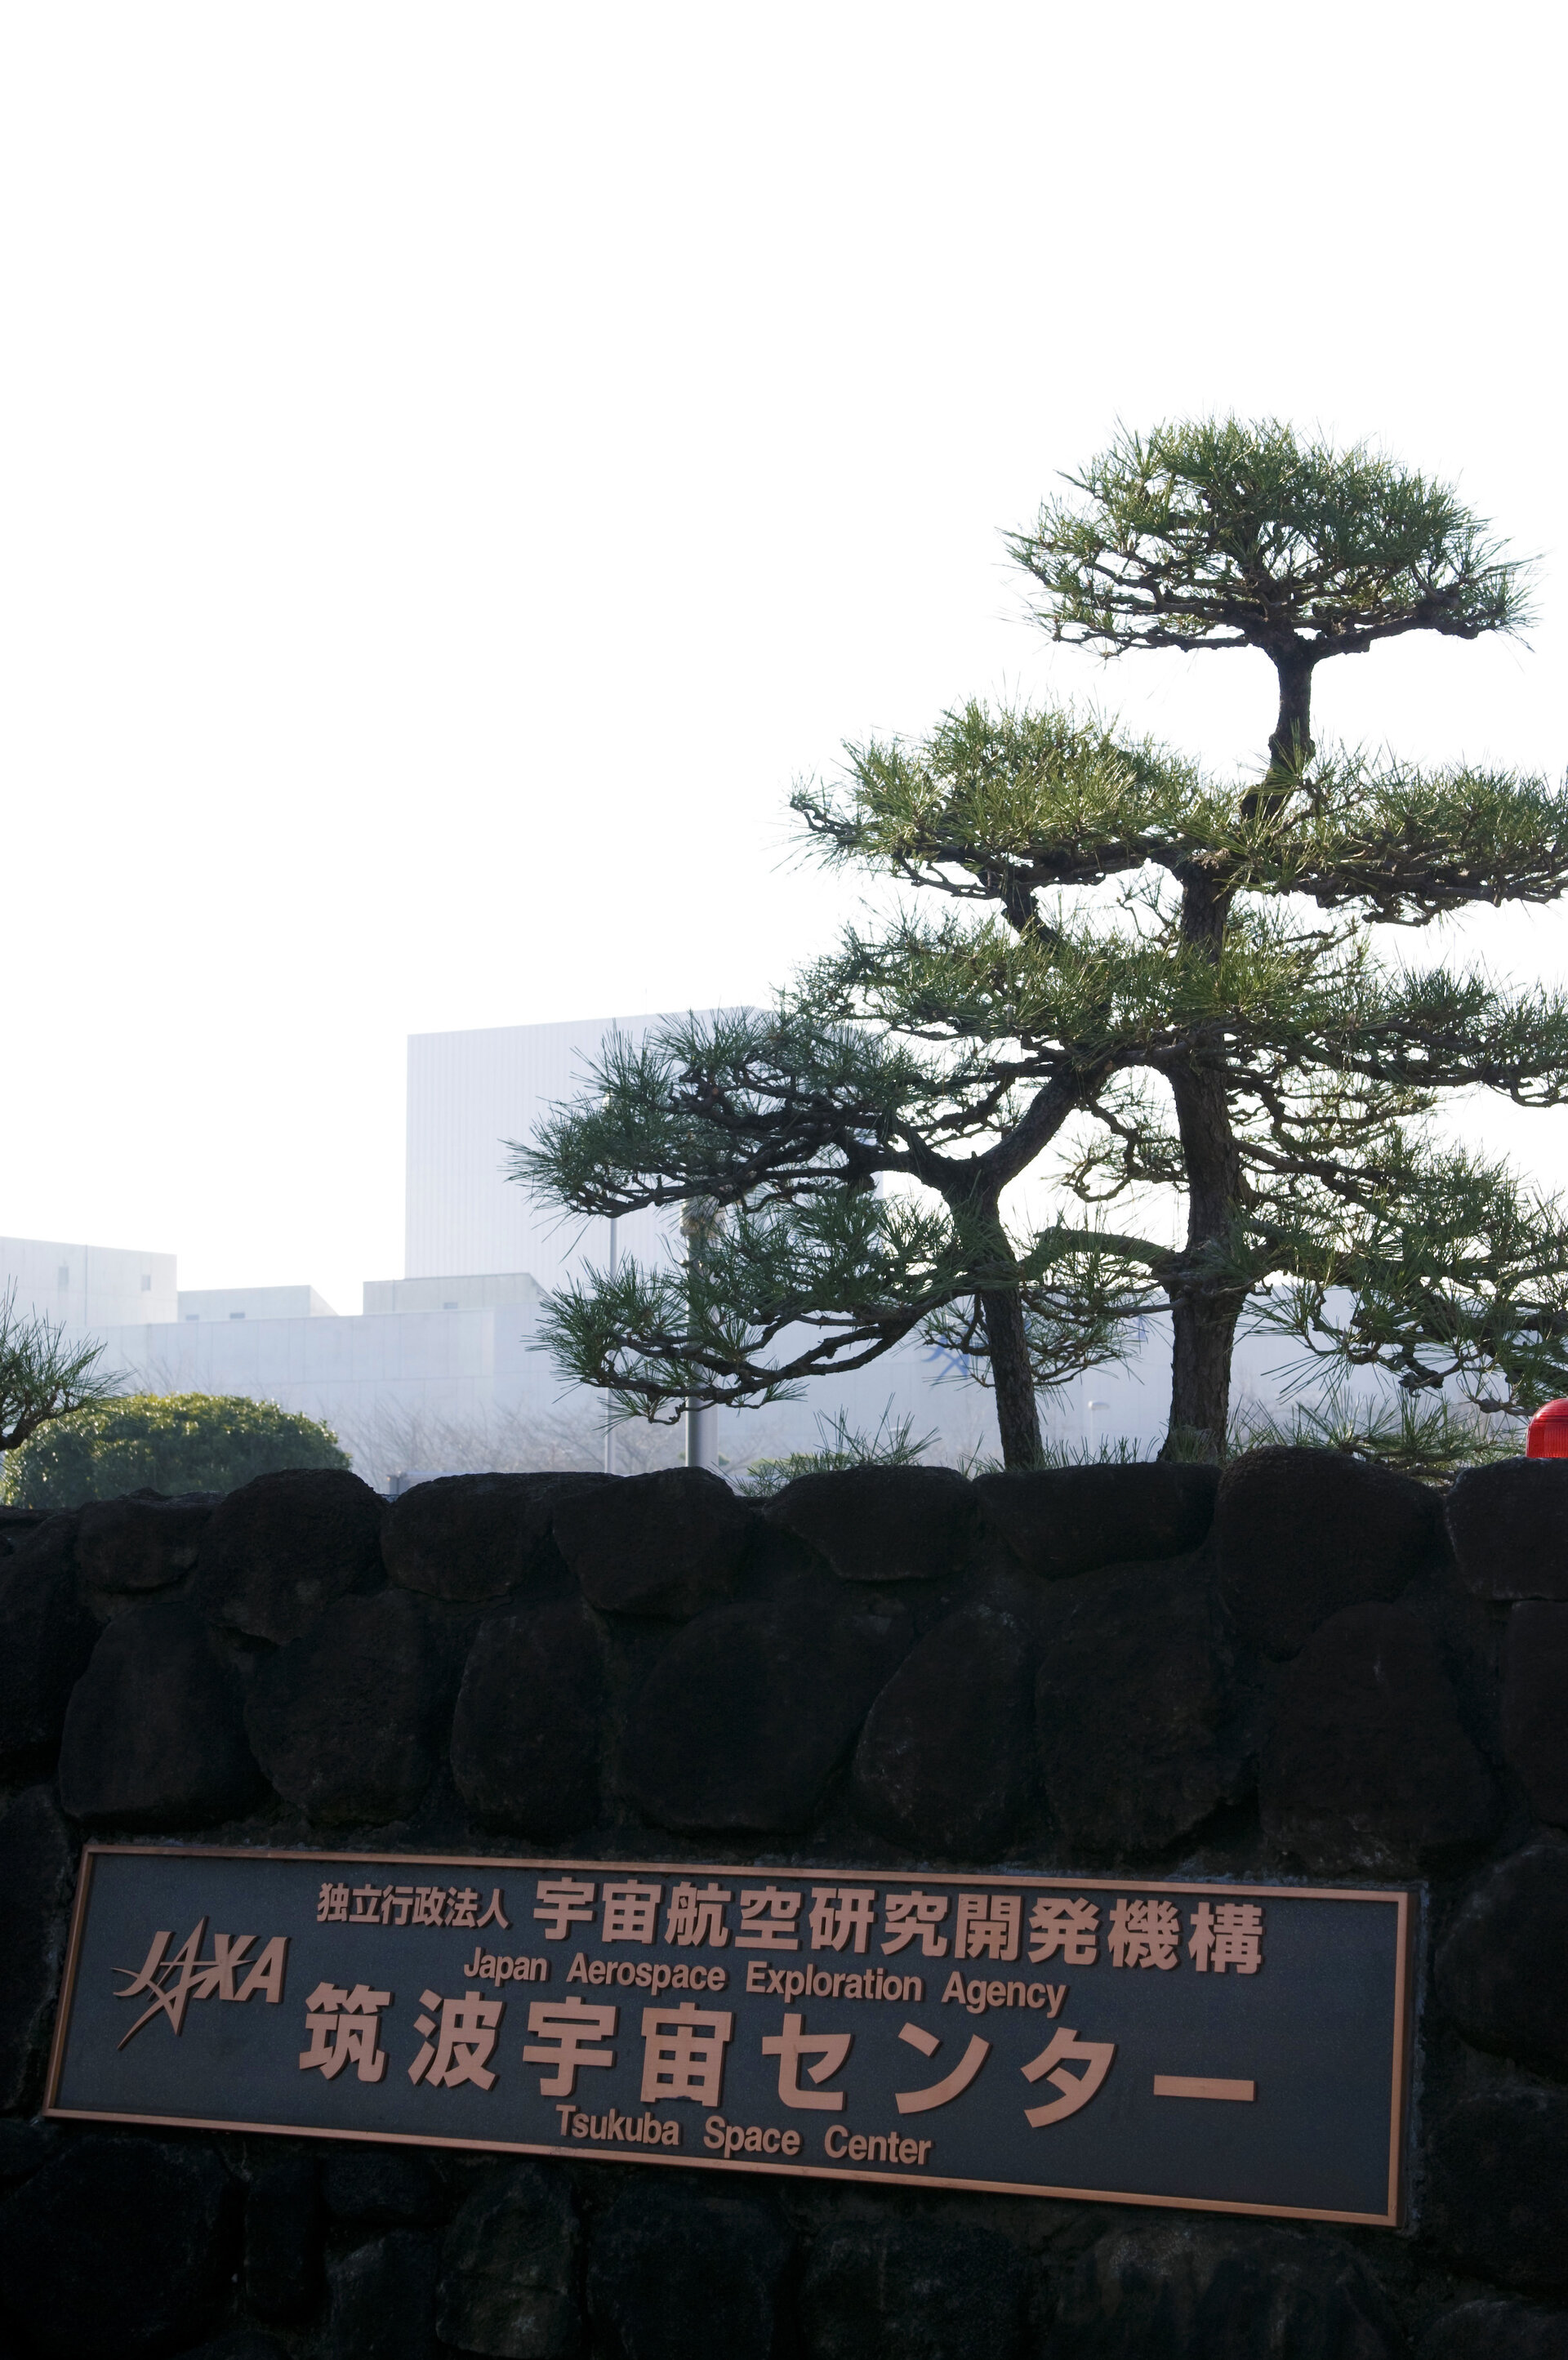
(47, 1847, 1414, 2225)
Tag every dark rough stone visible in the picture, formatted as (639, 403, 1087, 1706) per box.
(1425, 2086, 1568, 2292)
(245, 1588, 448, 1824)
(0, 1515, 96, 1765)
(1034, 1556, 1238, 1855)
(1418, 2301, 1568, 2358)
(180, 2333, 289, 2360)
(1447, 1459, 1568, 1601)
(586, 2186, 791, 2360)
(0, 2121, 61, 2185)
(385, 1472, 611, 1605)
(451, 1601, 604, 1837)
(74, 1493, 212, 1600)
(58, 1598, 263, 1827)
(973, 1463, 1218, 1581)
(800, 2219, 1028, 2359)
(189, 1467, 386, 1643)
(323, 2229, 439, 2358)
(437, 2161, 580, 2358)
(552, 1467, 755, 1618)
(852, 1603, 1039, 1856)
(320, 2145, 443, 2227)
(0, 1788, 75, 2113)
(1215, 1445, 1440, 1658)
(1503, 1604, 1568, 1826)
(623, 1584, 909, 1832)
(1260, 1601, 1500, 1872)
(764, 1464, 975, 1583)
(1407, 1558, 1504, 1769)
(1436, 1841, 1568, 2077)
(243, 2153, 321, 2323)
(1052, 2217, 1401, 2358)
(0, 2134, 234, 2358)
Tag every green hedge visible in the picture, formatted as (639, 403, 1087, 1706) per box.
(0, 1392, 350, 1509)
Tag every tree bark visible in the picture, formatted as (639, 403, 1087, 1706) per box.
(1160, 871, 1248, 1460)
(1161, 1057, 1247, 1458)
(1163, 1276, 1244, 1461)
(1243, 645, 1317, 822)
(978, 1282, 1044, 1468)
(1267, 645, 1316, 773)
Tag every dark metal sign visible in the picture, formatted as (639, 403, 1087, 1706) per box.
(47, 1847, 1413, 2224)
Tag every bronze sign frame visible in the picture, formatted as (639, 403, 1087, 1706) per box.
(46, 1845, 1416, 2227)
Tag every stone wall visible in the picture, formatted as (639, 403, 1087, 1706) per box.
(0, 1449, 1564, 2358)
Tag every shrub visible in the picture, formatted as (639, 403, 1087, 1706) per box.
(1, 1391, 350, 1508)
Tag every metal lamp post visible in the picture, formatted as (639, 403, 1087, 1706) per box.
(603, 1213, 617, 1476)
(680, 1198, 718, 1472)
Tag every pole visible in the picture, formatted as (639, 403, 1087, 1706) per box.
(685, 1398, 716, 1470)
(681, 1198, 718, 1472)
(604, 1213, 617, 1476)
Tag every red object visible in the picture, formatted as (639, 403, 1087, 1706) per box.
(1526, 1400, 1568, 1457)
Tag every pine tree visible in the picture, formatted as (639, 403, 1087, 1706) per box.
(519, 421, 1568, 1466)
(0, 1285, 116, 1460)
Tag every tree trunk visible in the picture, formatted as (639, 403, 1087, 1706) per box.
(1164, 1281, 1243, 1461)
(1163, 650, 1316, 1451)
(1161, 1055, 1247, 1458)
(1244, 648, 1317, 822)
(1267, 646, 1316, 773)
(1160, 872, 1248, 1460)
(978, 1284, 1044, 1468)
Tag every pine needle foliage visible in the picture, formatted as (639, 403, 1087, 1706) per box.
(735, 1406, 937, 1497)
(519, 421, 1568, 1468)
(1009, 418, 1528, 715)
(1232, 1377, 1518, 1484)
(0, 1285, 117, 1456)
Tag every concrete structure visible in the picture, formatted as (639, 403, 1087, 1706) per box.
(0, 1235, 176, 1329)
(96, 1299, 550, 1437)
(362, 1271, 542, 1316)
(178, 1285, 337, 1322)
(404, 1012, 713, 1291)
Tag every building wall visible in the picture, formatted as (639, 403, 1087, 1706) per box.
(0, 1235, 176, 1329)
(403, 1013, 721, 1289)
(177, 1285, 337, 1322)
(362, 1271, 543, 1315)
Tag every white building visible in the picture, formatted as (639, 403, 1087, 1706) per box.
(180, 1285, 338, 1322)
(0, 1235, 176, 1329)
(363, 1272, 543, 1316)
(403, 1010, 710, 1291)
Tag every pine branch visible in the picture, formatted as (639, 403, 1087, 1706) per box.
(1009, 417, 1530, 665)
(1239, 754, 1568, 922)
(793, 704, 1212, 902)
(533, 1192, 1077, 1419)
(0, 1286, 118, 1454)
(799, 706, 1568, 933)
(1248, 1144, 1568, 1409)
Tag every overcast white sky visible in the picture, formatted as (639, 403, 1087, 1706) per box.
(2, 2, 1565, 1315)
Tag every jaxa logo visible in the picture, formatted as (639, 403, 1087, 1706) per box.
(114, 1919, 289, 2046)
